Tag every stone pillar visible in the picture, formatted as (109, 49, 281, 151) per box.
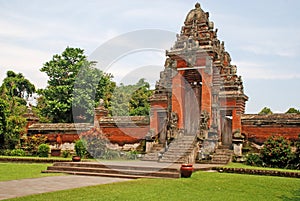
(232, 109, 242, 133)
(23, 106, 39, 133)
(94, 100, 108, 128)
(172, 72, 185, 130)
(232, 139, 243, 156)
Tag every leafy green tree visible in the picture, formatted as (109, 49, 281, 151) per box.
(72, 63, 115, 122)
(129, 79, 153, 116)
(110, 79, 153, 116)
(0, 71, 31, 150)
(39, 47, 115, 123)
(285, 108, 300, 114)
(110, 83, 133, 116)
(38, 47, 87, 123)
(258, 107, 273, 115)
(0, 98, 9, 149)
(0, 71, 35, 100)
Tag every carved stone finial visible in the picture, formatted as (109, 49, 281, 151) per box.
(195, 2, 201, 9)
(99, 99, 104, 107)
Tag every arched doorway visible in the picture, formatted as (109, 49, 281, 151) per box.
(183, 69, 202, 135)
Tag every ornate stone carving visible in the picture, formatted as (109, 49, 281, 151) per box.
(168, 112, 179, 139)
(231, 65, 237, 75)
(198, 111, 210, 139)
(200, 110, 210, 130)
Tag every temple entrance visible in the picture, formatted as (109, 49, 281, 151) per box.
(221, 116, 232, 146)
(183, 70, 202, 135)
(158, 111, 167, 143)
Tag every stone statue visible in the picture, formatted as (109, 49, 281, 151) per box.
(198, 111, 210, 139)
(199, 111, 209, 130)
(164, 57, 173, 68)
(231, 65, 237, 75)
(168, 112, 178, 139)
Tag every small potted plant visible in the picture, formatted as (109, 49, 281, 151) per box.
(73, 140, 86, 162)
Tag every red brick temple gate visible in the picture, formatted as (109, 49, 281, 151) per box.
(146, 3, 248, 162)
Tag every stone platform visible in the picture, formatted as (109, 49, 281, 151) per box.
(43, 160, 221, 179)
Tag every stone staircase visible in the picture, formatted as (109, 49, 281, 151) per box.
(142, 144, 165, 161)
(159, 135, 197, 163)
(211, 146, 233, 164)
(43, 162, 180, 179)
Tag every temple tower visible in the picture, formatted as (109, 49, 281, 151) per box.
(149, 3, 248, 149)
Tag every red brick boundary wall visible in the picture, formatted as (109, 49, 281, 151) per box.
(99, 116, 149, 145)
(241, 114, 300, 144)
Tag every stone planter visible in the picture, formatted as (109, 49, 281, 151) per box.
(180, 164, 194, 178)
(51, 149, 61, 157)
(72, 156, 81, 162)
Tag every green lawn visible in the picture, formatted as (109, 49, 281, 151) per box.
(7, 171, 300, 201)
(0, 163, 61, 181)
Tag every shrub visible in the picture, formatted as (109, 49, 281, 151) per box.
(80, 128, 109, 159)
(62, 150, 71, 158)
(102, 149, 120, 160)
(245, 153, 263, 166)
(74, 140, 87, 158)
(37, 144, 50, 157)
(21, 134, 47, 156)
(260, 136, 292, 168)
(10, 149, 26, 156)
(0, 149, 12, 156)
(289, 134, 300, 169)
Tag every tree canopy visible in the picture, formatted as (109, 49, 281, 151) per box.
(0, 70, 31, 149)
(0, 70, 35, 100)
(110, 78, 153, 116)
(38, 47, 115, 123)
(258, 107, 273, 115)
(285, 108, 300, 114)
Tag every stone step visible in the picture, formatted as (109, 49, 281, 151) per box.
(218, 145, 230, 149)
(52, 162, 177, 172)
(164, 150, 194, 154)
(45, 166, 179, 178)
(43, 162, 180, 179)
(43, 170, 178, 179)
(215, 149, 233, 154)
(168, 145, 194, 148)
(159, 135, 197, 163)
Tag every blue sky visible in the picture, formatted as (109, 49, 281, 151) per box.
(0, 0, 299, 113)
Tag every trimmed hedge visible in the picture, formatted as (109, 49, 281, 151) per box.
(213, 167, 300, 178)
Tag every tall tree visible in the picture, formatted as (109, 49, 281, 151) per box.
(0, 71, 32, 149)
(0, 70, 35, 100)
(39, 47, 86, 123)
(110, 79, 153, 116)
(129, 78, 153, 116)
(72, 62, 115, 122)
(39, 47, 115, 123)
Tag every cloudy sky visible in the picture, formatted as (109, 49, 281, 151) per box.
(1, 0, 299, 113)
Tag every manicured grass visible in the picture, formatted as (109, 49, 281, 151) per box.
(0, 163, 61, 181)
(7, 171, 300, 201)
(225, 162, 300, 173)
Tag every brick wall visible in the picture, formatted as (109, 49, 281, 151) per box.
(242, 114, 300, 144)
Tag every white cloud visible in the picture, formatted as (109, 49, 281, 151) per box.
(236, 61, 300, 80)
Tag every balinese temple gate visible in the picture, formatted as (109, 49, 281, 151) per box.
(145, 3, 248, 163)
